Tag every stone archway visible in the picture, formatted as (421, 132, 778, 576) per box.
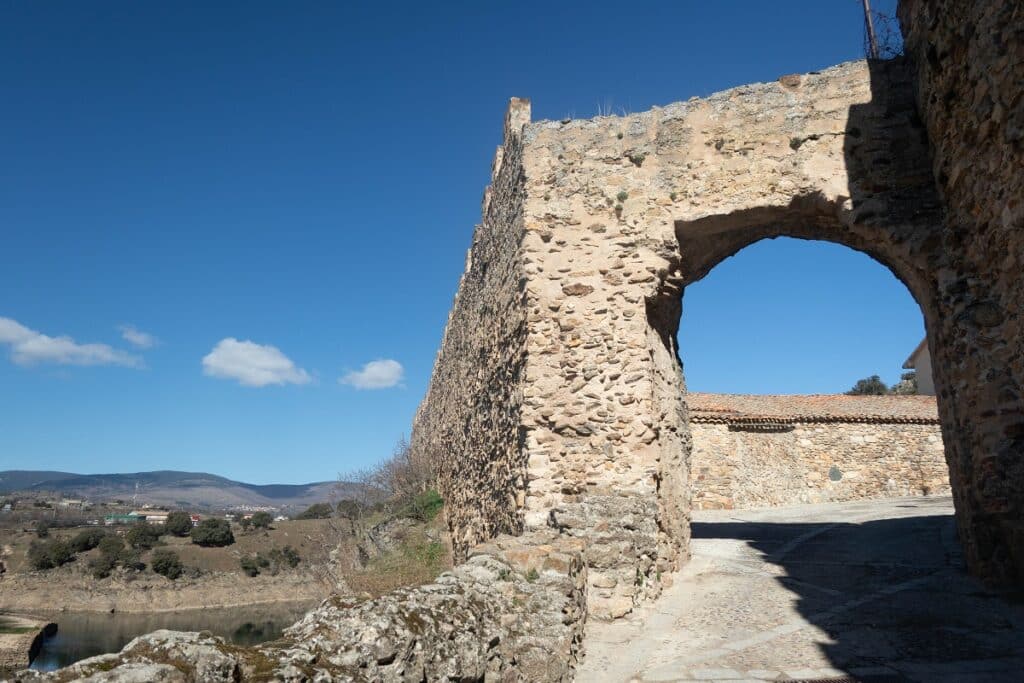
(412, 3, 1024, 620)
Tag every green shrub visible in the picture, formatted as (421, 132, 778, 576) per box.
(119, 548, 145, 572)
(28, 539, 74, 570)
(88, 536, 141, 578)
(336, 499, 362, 519)
(239, 556, 260, 577)
(97, 535, 125, 558)
(126, 523, 162, 550)
(70, 528, 107, 554)
(151, 549, 184, 580)
(846, 374, 888, 395)
(281, 545, 300, 568)
(250, 512, 273, 529)
(89, 553, 117, 579)
(191, 518, 234, 547)
(261, 546, 301, 575)
(239, 553, 271, 577)
(165, 511, 193, 537)
(35, 522, 50, 538)
(407, 490, 443, 522)
(295, 503, 333, 520)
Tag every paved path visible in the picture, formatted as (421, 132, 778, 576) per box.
(578, 496, 1024, 682)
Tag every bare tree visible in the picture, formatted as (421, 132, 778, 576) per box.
(860, 0, 903, 59)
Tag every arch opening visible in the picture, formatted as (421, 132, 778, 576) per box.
(672, 235, 948, 512)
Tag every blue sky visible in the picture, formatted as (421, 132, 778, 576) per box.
(0, 1, 914, 484)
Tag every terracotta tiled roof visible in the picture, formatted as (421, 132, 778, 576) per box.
(687, 393, 940, 425)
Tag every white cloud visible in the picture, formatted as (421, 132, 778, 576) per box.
(340, 359, 404, 390)
(202, 338, 311, 387)
(119, 324, 158, 349)
(0, 316, 142, 368)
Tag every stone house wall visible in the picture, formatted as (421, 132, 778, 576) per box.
(691, 421, 949, 510)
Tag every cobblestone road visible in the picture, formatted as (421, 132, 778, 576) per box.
(578, 496, 1024, 682)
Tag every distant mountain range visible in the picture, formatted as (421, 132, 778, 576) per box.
(0, 470, 363, 511)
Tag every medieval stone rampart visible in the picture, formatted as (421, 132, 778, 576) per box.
(414, 55, 949, 619)
(412, 3, 1024, 607)
(899, 0, 1024, 584)
(409, 101, 533, 553)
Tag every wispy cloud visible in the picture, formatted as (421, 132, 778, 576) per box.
(0, 316, 142, 368)
(119, 324, 158, 349)
(340, 359, 404, 390)
(202, 338, 311, 387)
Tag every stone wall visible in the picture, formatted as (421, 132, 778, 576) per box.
(414, 56, 946, 619)
(411, 23, 1024, 609)
(533, 55, 946, 620)
(692, 422, 948, 510)
(409, 100, 532, 556)
(689, 393, 949, 509)
(20, 2, 1024, 679)
(899, 0, 1024, 583)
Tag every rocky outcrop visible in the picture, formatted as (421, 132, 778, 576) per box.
(12, 532, 587, 682)
(0, 618, 54, 673)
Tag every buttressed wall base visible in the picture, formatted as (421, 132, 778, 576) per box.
(413, 0, 1024, 619)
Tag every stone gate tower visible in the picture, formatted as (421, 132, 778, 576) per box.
(411, 0, 1024, 618)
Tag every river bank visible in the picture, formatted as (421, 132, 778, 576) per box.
(21, 601, 318, 672)
(0, 569, 329, 614)
(0, 616, 55, 672)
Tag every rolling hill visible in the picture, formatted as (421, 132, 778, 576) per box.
(0, 470, 365, 511)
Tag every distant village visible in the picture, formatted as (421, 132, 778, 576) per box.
(0, 492, 290, 529)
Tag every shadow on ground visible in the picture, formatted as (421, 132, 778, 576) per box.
(691, 510, 1024, 681)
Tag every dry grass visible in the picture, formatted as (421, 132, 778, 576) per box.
(342, 519, 452, 598)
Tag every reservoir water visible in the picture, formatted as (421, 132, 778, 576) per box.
(29, 601, 316, 671)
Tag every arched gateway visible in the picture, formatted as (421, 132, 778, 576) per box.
(413, 4, 1024, 620)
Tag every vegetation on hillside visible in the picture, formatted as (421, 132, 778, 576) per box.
(239, 545, 300, 577)
(28, 538, 74, 570)
(69, 528, 106, 553)
(126, 522, 162, 550)
(240, 511, 273, 530)
(165, 511, 194, 537)
(295, 503, 334, 520)
(300, 436, 452, 598)
(151, 549, 184, 580)
(191, 518, 235, 547)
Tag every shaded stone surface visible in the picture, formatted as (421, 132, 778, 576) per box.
(898, 0, 1024, 586)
